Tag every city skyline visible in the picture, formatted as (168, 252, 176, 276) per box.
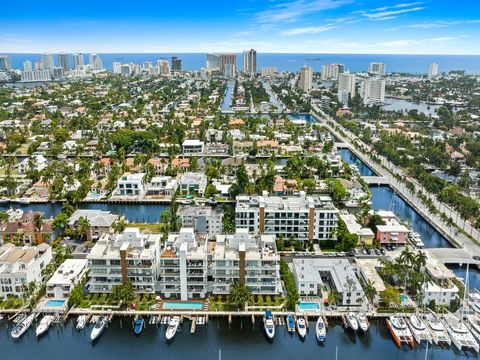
(1, 0, 480, 55)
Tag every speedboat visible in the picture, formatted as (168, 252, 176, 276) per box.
(356, 313, 369, 332)
(11, 314, 35, 340)
(76, 315, 87, 330)
(315, 317, 327, 343)
(443, 312, 479, 352)
(133, 317, 144, 336)
(386, 315, 414, 348)
(287, 314, 295, 334)
(423, 311, 451, 345)
(263, 310, 275, 340)
(90, 316, 107, 342)
(165, 316, 180, 341)
(36, 315, 54, 337)
(407, 314, 432, 344)
(346, 313, 359, 331)
(297, 317, 307, 339)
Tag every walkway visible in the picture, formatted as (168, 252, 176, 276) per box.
(429, 248, 480, 266)
(361, 176, 390, 185)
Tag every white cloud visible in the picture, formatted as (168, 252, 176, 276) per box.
(377, 36, 458, 47)
(359, 6, 424, 20)
(283, 25, 337, 35)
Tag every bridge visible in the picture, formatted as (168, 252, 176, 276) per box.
(428, 248, 480, 266)
(361, 176, 390, 185)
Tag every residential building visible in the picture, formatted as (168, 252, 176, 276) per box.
(87, 228, 161, 293)
(368, 62, 386, 76)
(159, 228, 208, 300)
(242, 49, 257, 74)
(212, 228, 281, 295)
(113, 61, 122, 74)
(299, 65, 313, 91)
(147, 176, 178, 196)
(429, 63, 439, 79)
(73, 53, 84, 69)
(89, 54, 103, 70)
(337, 73, 356, 105)
(0, 56, 12, 71)
(179, 172, 208, 196)
(58, 52, 70, 70)
(157, 59, 170, 74)
(68, 210, 117, 241)
(359, 78, 385, 105)
(219, 53, 236, 72)
(41, 53, 54, 70)
(171, 56, 182, 72)
(0, 211, 54, 245)
(182, 139, 204, 154)
(21, 70, 52, 82)
(0, 243, 52, 300)
(23, 60, 33, 72)
(261, 67, 276, 77)
(177, 205, 223, 238)
(421, 255, 459, 307)
(374, 210, 409, 245)
(321, 63, 344, 80)
(46, 259, 88, 299)
(235, 191, 338, 242)
(115, 172, 147, 197)
(292, 258, 364, 306)
(18, 154, 48, 174)
(339, 214, 374, 247)
(224, 63, 236, 78)
(206, 53, 220, 71)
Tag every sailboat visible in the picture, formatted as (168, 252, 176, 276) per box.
(407, 313, 432, 344)
(442, 312, 479, 352)
(386, 315, 414, 348)
(423, 310, 451, 345)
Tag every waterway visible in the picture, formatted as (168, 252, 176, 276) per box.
(221, 80, 235, 112)
(1, 318, 476, 360)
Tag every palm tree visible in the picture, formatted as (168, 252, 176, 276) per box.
(414, 251, 427, 273)
(33, 213, 43, 231)
(230, 281, 253, 311)
(364, 279, 378, 303)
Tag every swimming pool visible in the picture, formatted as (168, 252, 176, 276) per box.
(163, 301, 204, 310)
(297, 302, 321, 311)
(45, 299, 66, 307)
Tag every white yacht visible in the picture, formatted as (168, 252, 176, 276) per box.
(36, 315, 54, 337)
(76, 315, 87, 330)
(346, 313, 359, 331)
(165, 316, 180, 341)
(467, 315, 480, 341)
(263, 310, 275, 340)
(90, 316, 107, 342)
(315, 317, 327, 343)
(297, 317, 307, 339)
(408, 232, 424, 248)
(442, 312, 479, 352)
(386, 315, 414, 348)
(11, 314, 35, 340)
(407, 314, 432, 344)
(356, 313, 369, 332)
(423, 311, 451, 345)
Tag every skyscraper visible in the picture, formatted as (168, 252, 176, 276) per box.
(368, 62, 386, 76)
(321, 64, 344, 80)
(242, 49, 257, 75)
(58, 53, 70, 70)
(429, 63, 439, 79)
(337, 73, 356, 106)
(89, 54, 104, 70)
(360, 78, 385, 105)
(73, 53, 84, 69)
(157, 60, 170, 74)
(219, 53, 236, 73)
(298, 65, 313, 92)
(171, 56, 182, 72)
(0, 56, 12, 71)
(41, 53, 54, 70)
(206, 53, 220, 71)
(23, 60, 33, 72)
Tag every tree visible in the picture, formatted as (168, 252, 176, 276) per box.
(230, 281, 253, 310)
(204, 183, 217, 199)
(364, 279, 377, 303)
(33, 213, 43, 231)
(381, 285, 400, 306)
(76, 216, 91, 240)
(111, 281, 135, 306)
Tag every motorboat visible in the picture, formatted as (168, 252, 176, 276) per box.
(263, 310, 275, 340)
(165, 316, 180, 341)
(76, 315, 87, 330)
(133, 317, 144, 336)
(442, 312, 479, 352)
(356, 313, 369, 332)
(287, 314, 295, 334)
(90, 316, 107, 341)
(36, 315, 54, 337)
(346, 313, 359, 331)
(315, 317, 327, 343)
(407, 314, 432, 344)
(386, 315, 414, 348)
(11, 314, 35, 340)
(297, 317, 307, 339)
(408, 232, 424, 249)
(423, 311, 451, 345)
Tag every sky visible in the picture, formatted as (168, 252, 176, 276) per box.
(1, 0, 480, 54)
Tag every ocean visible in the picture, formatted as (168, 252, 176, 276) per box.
(4, 53, 480, 74)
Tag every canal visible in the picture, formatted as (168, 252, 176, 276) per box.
(221, 80, 235, 112)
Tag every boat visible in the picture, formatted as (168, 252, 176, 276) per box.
(356, 313, 369, 332)
(263, 310, 275, 340)
(133, 317, 144, 335)
(346, 313, 359, 331)
(90, 316, 107, 341)
(423, 311, 451, 345)
(76, 315, 87, 330)
(406, 314, 432, 344)
(386, 315, 414, 348)
(165, 316, 180, 341)
(297, 317, 307, 339)
(442, 312, 479, 352)
(11, 314, 35, 340)
(36, 315, 54, 337)
(315, 317, 327, 343)
(287, 314, 295, 334)
(408, 232, 424, 249)
(467, 315, 480, 341)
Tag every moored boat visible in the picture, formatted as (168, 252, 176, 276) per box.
(386, 315, 414, 348)
(346, 313, 359, 331)
(297, 317, 307, 339)
(76, 315, 87, 330)
(407, 314, 432, 344)
(11, 314, 35, 340)
(133, 317, 144, 335)
(90, 316, 107, 342)
(356, 313, 369, 332)
(36, 315, 54, 337)
(442, 312, 479, 352)
(287, 314, 295, 334)
(165, 316, 180, 341)
(263, 310, 275, 340)
(315, 316, 327, 343)
(423, 311, 451, 345)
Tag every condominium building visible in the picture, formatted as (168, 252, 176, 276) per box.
(177, 205, 223, 238)
(89, 54, 104, 70)
(235, 191, 338, 242)
(0, 243, 52, 300)
(21, 70, 52, 82)
(224, 63, 236, 78)
(368, 62, 386, 76)
(159, 228, 208, 300)
(206, 53, 220, 71)
(46, 259, 88, 299)
(219, 53, 237, 72)
(337, 73, 356, 105)
(157, 59, 170, 74)
(0, 56, 12, 71)
(242, 49, 257, 74)
(23, 60, 33, 72)
(261, 67, 276, 77)
(58, 53, 70, 70)
(87, 228, 161, 294)
(171, 56, 182, 72)
(321, 63, 344, 80)
(299, 65, 313, 91)
(374, 211, 409, 245)
(429, 63, 439, 79)
(115, 172, 147, 197)
(359, 78, 385, 105)
(212, 228, 281, 295)
(73, 53, 84, 69)
(41, 53, 54, 70)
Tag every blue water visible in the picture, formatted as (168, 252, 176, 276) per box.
(221, 80, 234, 111)
(4, 53, 480, 74)
(287, 114, 315, 122)
(338, 149, 376, 176)
(163, 302, 204, 310)
(45, 299, 66, 307)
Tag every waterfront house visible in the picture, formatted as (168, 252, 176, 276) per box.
(182, 139, 204, 154)
(179, 172, 207, 196)
(46, 259, 88, 299)
(17, 155, 48, 175)
(0, 211, 54, 245)
(421, 255, 459, 307)
(147, 176, 178, 196)
(68, 210, 117, 241)
(115, 172, 147, 197)
(374, 210, 409, 246)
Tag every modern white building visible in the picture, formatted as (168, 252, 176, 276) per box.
(115, 172, 147, 197)
(299, 65, 313, 91)
(182, 139, 204, 154)
(18, 154, 48, 174)
(177, 205, 224, 239)
(46, 259, 88, 299)
(428, 63, 439, 79)
(321, 63, 344, 80)
(206, 53, 220, 71)
(368, 62, 386, 76)
(73, 53, 84, 69)
(242, 49, 257, 74)
(0, 56, 12, 71)
(21, 70, 52, 82)
(41, 53, 55, 70)
(87, 228, 161, 294)
(58, 53, 70, 70)
(179, 172, 208, 196)
(23, 60, 33, 72)
(421, 255, 459, 307)
(235, 191, 338, 242)
(147, 176, 178, 196)
(337, 73, 356, 105)
(360, 78, 385, 105)
(89, 54, 104, 71)
(0, 243, 52, 300)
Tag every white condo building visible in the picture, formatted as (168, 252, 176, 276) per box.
(21, 70, 52, 82)
(58, 53, 70, 70)
(73, 53, 84, 69)
(235, 191, 338, 242)
(206, 53, 220, 71)
(46, 259, 88, 299)
(360, 78, 385, 105)
(177, 205, 224, 239)
(337, 73, 356, 105)
(429, 63, 439, 79)
(242, 49, 257, 75)
(299, 65, 313, 91)
(89, 54, 104, 71)
(321, 63, 344, 80)
(368, 62, 386, 76)
(41, 53, 54, 70)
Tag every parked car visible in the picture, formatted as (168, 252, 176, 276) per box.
(361, 248, 367, 255)
(374, 248, 380, 255)
(380, 248, 386, 256)
(366, 248, 372, 255)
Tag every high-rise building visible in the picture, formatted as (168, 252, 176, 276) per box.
(368, 62, 386, 76)
(321, 63, 344, 80)
(219, 53, 236, 73)
(224, 63, 236, 78)
(360, 78, 385, 106)
(298, 65, 313, 91)
(337, 73, 356, 106)
(429, 63, 439, 79)
(73, 53, 84, 69)
(21, 70, 52, 82)
(206, 53, 220, 71)
(171, 56, 182, 72)
(0, 56, 12, 71)
(41, 53, 54, 70)
(261, 67, 276, 77)
(88, 54, 103, 70)
(58, 53, 70, 70)
(242, 49, 257, 74)
(34, 61, 44, 70)
(157, 60, 170, 74)
(23, 60, 33, 72)
(113, 62, 122, 74)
